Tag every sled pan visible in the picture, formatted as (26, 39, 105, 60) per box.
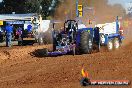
(42, 48, 67, 56)
(48, 51, 67, 56)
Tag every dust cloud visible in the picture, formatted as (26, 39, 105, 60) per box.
(54, 0, 126, 23)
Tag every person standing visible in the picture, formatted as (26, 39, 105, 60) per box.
(16, 27, 22, 45)
(5, 23, 13, 47)
(27, 24, 32, 32)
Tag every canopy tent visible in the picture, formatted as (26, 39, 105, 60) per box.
(0, 13, 37, 21)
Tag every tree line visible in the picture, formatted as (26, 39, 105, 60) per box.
(0, 0, 61, 19)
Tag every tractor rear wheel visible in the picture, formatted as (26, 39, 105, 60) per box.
(80, 31, 93, 54)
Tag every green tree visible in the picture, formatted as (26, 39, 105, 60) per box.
(1, 0, 60, 19)
(42, 0, 60, 17)
(25, 0, 60, 19)
(3, 0, 27, 14)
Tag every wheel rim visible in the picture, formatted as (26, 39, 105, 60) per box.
(108, 41, 113, 50)
(89, 39, 92, 49)
(114, 40, 120, 49)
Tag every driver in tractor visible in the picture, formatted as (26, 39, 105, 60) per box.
(66, 21, 77, 33)
(66, 21, 77, 43)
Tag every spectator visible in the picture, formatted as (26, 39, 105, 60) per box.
(27, 25, 32, 32)
(16, 27, 23, 45)
(16, 27, 22, 37)
(5, 23, 13, 47)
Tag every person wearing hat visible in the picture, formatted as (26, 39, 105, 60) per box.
(5, 23, 13, 47)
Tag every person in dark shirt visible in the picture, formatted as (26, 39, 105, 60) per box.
(5, 23, 13, 47)
(16, 27, 22, 37)
(16, 27, 23, 45)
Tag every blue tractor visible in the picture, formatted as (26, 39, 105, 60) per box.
(42, 16, 124, 56)
(40, 0, 124, 56)
(42, 19, 100, 56)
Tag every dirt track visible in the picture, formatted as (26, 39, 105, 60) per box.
(0, 41, 132, 88)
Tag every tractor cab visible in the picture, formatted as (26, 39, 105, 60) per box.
(64, 20, 78, 33)
(64, 20, 78, 43)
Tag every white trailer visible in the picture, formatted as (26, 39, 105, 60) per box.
(95, 17, 124, 51)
